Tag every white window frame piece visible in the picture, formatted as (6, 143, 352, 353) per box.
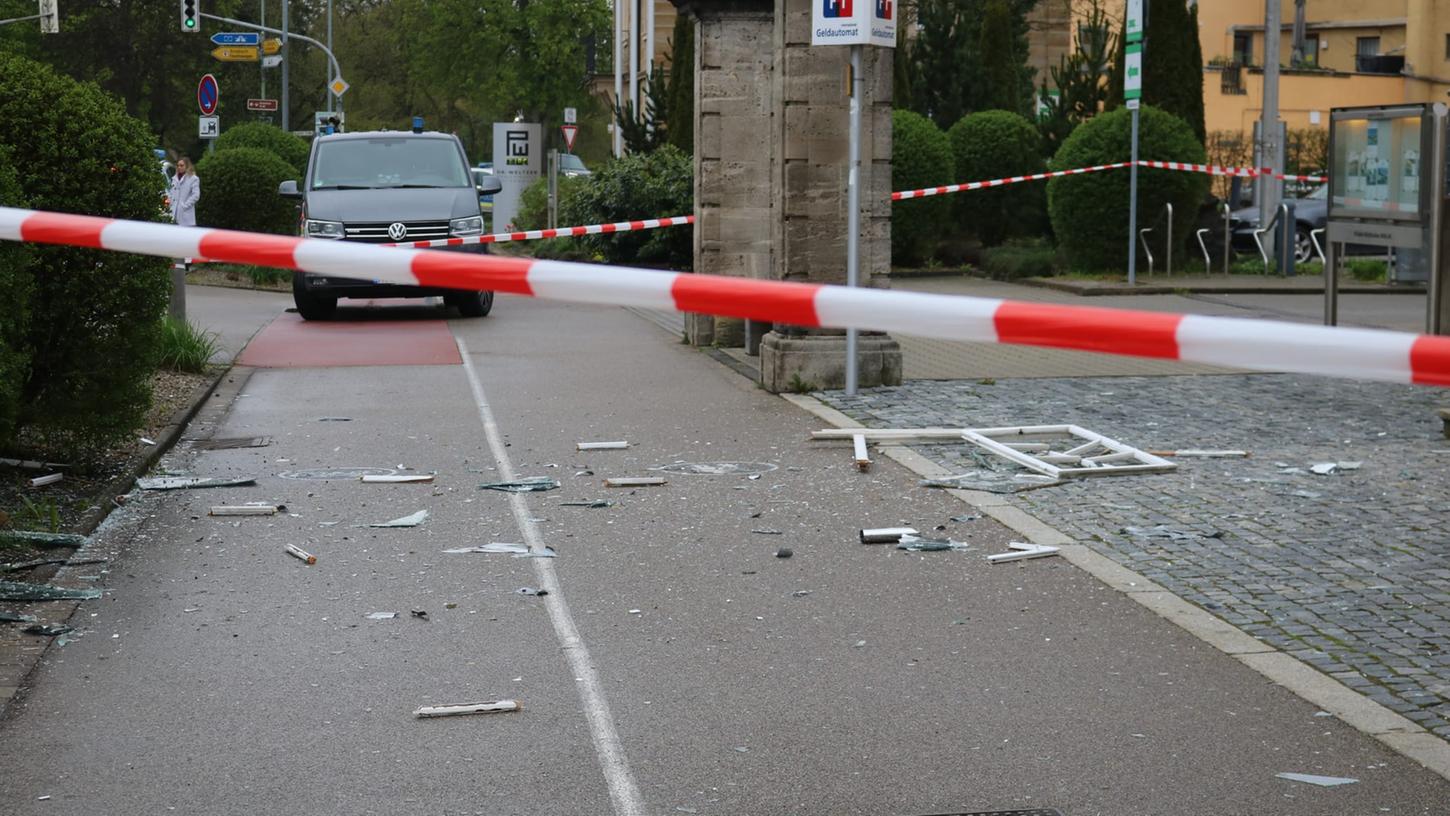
(960, 425, 1176, 479)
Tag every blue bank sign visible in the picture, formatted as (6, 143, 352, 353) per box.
(812, 0, 896, 47)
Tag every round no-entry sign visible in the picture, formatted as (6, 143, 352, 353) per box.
(197, 74, 219, 116)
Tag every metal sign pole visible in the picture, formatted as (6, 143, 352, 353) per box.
(845, 44, 862, 396)
(1429, 104, 1448, 334)
(1128, 103, 1140, 286)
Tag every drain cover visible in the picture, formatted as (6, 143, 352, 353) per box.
(278, 467, 400, 481)
(652, 461, 778, 476)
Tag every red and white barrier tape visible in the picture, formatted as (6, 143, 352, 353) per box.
(381, 215, 694, 249)
(892, 162, 1133, 200)
(893, 161, 1326, 200)
(4, 207, 1446, 387)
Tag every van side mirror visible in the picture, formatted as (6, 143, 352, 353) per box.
(475, 176, 502, 196)
(278, 179, 301, 199)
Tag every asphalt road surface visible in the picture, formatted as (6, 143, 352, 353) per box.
(2, 291, 1447, 815)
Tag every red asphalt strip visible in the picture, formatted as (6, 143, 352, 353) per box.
(238, 312, 463, 368)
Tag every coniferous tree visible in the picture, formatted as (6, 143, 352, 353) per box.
(979, 0, 1022, 114)
(1109, 0, 1206, 144)
(665, 14, 695, 154)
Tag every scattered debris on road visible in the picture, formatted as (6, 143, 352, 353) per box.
(29, 473, 63, 487)
(987, 542, 1061, 564)
(560, 500, 615, 508)
(1275, 772, 1358, 787)
(1122, 525, 1223, 542)
(751, 529, 783, 535)
(1147, 449, 1249, 458)
(775, 547, 793, 559)
(210, 504, 281, 516)
(445, 543, 529, 555)
(317, 417, 352, 422)
(1309, 461, 1361, 475)
(137, 476, 257, 490)
(852, 433, 870, 471)
(654, 462, 777, 476)
(604, 477, 666, 488)
(0, 530, 86, 549)
(362, 474, 435, 484)
(188, 436, 272, 450)
(414, 699, 520, 718)
(0, 580, 102, 601)
(950, 514, 982, 523)
(517, 587, 548, 596)
(577, 441, 629, 451)
(369, 509, 429, 528)
(897, 535, 969, 553)
(285, 544, 317, 565)
(411, 610, 429, 620)
(22, 623, 74, 637)
(0, 456, 71, 471)
(477, 477, 559, 492)
(0, 611, 38, 623)
(365, 611, 398, 620)
(861, 527, 918, 544)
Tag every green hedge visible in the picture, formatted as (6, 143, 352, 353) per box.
(891, 109, 954, 267)
(1047, 105, 1207, 270)
(515, 174, 589, 231)
(196, 147, 302, 236)
(0, 52, 170, 455)
(978, 243, 1056, 280)
(0, 149, 32, 444)
(562, 145, 693, 268)
(947, 110, 1046, 247)
(215, 122, 311, 178)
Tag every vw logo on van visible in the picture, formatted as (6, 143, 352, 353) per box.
(387, 222, 408, 241)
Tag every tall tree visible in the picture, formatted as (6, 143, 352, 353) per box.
(979, 0, 1021, 113)
(665, 13, 695, 155)
(1037, 0, 1117, 155)
(908, 0, 1039, 128)
(1109, 0, 1206, 144)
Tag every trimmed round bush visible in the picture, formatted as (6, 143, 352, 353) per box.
(196, 147, 302, 236)
(0, 52, 171, 455)
(947, 110, 1046, 247)
(0, 148, 33, 445)
(561, 145, 693, 268)
(215, 122, 311, 177)
(1048, 105, 1208, 271)
(890, 109, 953, 267)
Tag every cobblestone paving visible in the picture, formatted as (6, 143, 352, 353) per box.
(818, 374, 1450, 740)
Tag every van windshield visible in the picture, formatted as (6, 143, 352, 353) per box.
(310, 137, 470, 190)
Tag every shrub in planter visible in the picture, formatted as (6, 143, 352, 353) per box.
(196, 147, 302, 236)
(1047, 104, 1207, 270)
(0, 53, 170, 454)
(947, 110, 1046, 247)
(215, 122, 311, 177)
(515, 174, 589, 231)
(890, 109, 954, 267)
(978, 242, 1056, 280)
(563, 146, 693, 268)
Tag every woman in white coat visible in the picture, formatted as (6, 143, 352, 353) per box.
(169, 156, 200, 226)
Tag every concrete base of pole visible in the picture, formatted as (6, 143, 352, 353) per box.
(168, 267, 187, 322)
(758, 331, 901, 393)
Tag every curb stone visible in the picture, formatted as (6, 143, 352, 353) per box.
(775, 390, 1450, 783)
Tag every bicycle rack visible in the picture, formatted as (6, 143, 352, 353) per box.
(1196, 228, 1212, 272)
(1137, 203, 1173, 277)
(1252, 202, 1291, 273)
(1219, 201, 1231, 276)
(1310, 227, 1326, 264)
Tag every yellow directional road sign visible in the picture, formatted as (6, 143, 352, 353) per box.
(212, 46, 260, 62)
(262, 38, 282, 55)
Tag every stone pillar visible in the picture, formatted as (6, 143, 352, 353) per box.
(758, 0, 900, 392)
(678, 0, 775, 348)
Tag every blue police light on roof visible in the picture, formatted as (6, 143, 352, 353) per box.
(412, 116, 425, 134)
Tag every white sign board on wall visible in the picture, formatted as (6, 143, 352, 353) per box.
(490, 122, 541, 231)
(811, 0, 896, 48)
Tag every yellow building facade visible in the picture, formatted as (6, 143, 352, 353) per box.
(1200, 0, 1449, 136)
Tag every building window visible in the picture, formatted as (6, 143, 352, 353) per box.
(1294, 34, 1319, 67)
(1233, 32, 1254, 66)
(1445, 33, 1450, 60)
(1357, 36, 1380, 57)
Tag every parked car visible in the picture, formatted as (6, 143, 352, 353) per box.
(278, 129, 503, 320)
(471, 165, 494, 216)
(1228, 184, 1325, 264)
(559, 153, 590, 178)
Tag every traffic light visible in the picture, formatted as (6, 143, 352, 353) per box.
(180, 0, 200, 33)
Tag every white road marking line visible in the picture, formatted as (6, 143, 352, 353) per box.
(455, 336, 646, 816)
